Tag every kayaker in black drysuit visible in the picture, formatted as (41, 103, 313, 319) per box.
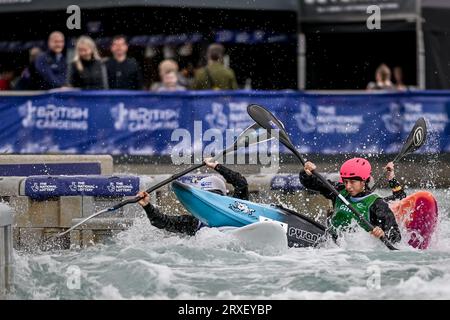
(137, 157, 248, 235)
(299, 158, 405, 244)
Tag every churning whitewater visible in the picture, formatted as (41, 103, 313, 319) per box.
(10, 188, 450, 300)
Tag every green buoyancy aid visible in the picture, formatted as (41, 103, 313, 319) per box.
(331, 190, 380, 232)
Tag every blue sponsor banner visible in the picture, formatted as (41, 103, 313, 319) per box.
(0, 162, 101, 176)
(1, 90, 449, 156)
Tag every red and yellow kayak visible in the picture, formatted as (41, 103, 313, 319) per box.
(389, 191, 438, 249)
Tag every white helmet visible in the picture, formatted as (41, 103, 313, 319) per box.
(198, 176, 227, 195)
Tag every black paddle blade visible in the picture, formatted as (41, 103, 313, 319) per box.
(397, 117, 427, 160)
(247, 104, 294, 151)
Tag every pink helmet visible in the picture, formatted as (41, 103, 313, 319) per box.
(339, 157, 372, 182)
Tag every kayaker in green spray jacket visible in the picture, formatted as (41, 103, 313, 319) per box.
(299, 157, 402, 244)
(137, 157, 248, 235)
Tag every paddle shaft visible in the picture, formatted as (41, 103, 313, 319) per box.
(111, 148, 230, 208)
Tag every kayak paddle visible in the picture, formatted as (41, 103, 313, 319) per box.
(371, 117, 427, 191)
(247, 103, 398, 251)
(50, 122, 272, 239)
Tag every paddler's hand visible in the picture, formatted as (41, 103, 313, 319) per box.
(370, 226, 385, 239)
(204, 157, 219, 169)
(304, 161, 316, 176)
(385, 162, 395, 181)
(137, 191, 150, 207)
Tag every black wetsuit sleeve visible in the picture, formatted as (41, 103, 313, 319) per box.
(299, 170, 343, 202)
(215, 164, 249, 200)
(383, 178, 407, 202)
(142, 203, 199, 236)
(369, 198, 402, 243)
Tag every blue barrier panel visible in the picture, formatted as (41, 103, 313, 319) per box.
(0, 162, 101, 176)
(1, 90, 449, 156)
(270, 174, 304, 192)
(270, 175, 290, 191)
(24, 175, 140, 200)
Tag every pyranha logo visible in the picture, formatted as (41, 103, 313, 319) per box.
(229, 201, 255, 216)
(294, 103, 316, 133)
(413, 127, 424, 147)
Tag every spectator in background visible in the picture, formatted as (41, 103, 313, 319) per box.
(191, 43, 238, 90)
(0, 68, 15, 90)
(366, 63, 394, 91)
(393, 66, 407, 91)
(106, 35, 143, 90)
(151, 59, 180, 91)
(15, 46, 42, 90)
(155, 71, 186, 92)
(67, 36, 108, 90)
(34, 31, 67, 90)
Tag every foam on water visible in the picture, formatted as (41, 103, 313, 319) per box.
(8, 189, 450, 300)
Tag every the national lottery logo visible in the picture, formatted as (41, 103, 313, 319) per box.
(107, 182, 116, 192)
(69, 182, 77, 192)
(31, 183, 39, 192)
(68, 181, 97, 192)
(271, 176, 287, 188)
(382, 104, 402, 134)
(29, 182, 57, 192)
(18, 100, 89, 131)
(106, 181, 134, 193)
(111, 103, 180, 132)
(294, 104, 363, 134)
(205, 103, 228, 132)
(294, 103, 316, 133)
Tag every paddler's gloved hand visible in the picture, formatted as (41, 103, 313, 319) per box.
(385, 162, 395, 181)
(304, 161, 317, 176)
(137, 191, 150, 207)
(370, 226, 385, 239)
(204, 157, 219, 169)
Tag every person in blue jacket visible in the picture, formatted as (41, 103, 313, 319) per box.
(34, 31, 67, 90)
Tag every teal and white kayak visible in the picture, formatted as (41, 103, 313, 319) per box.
(171, 181, 326, 248)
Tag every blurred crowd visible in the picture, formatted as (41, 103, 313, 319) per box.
(0, 31, 238, 92)
(366, 63, 410, 91)
(0, 31, 412, 92)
